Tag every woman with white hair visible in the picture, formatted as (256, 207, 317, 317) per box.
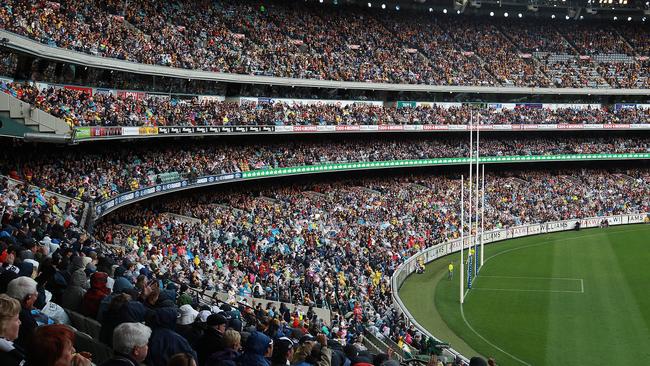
(6, 276, 38, 349)
(99, 322, 152, 366)
(0, 294, 25, 366)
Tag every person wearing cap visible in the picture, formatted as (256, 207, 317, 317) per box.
(176, 304, 202, 347)
(239, 330, 273, 366)
(271, 337, 294, 366)
(195, 313, 228, 366)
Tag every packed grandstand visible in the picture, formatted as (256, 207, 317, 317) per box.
(0, 1, 648, 366)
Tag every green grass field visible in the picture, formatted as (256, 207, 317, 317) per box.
(399, 224, 650, 366)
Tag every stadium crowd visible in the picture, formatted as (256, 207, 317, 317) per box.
(91, 168, 648, 362)
(2, 135, 649, 203)
(0, 0, 648, 87)
(2, 81, 649, 127)
(1, 164, 507, 366)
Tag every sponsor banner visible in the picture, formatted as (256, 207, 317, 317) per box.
(139, 126, 158, 135)
(198, 95, 225, 102)
(528, 224, 543, 235)
(117, 90, 146, 100)
(558, 124, 584, 129)
(478, 125, 494, 130)
(94, 88, 115, 96)
(317, 125, 336, 132)
(274, 126, 294, 132)
(95, 172, 243, 216)
(75, 127, 91, 140)
(378, 125, 404, 131)
(536, 124, 558, 130)
(604, 124, 630, 129)
(583, 124, 604, 129)
(335, 125, 361, 131)
(64, 85, 92, 95)
(627, 214, 648, 224)
(122, 127, 140, 136)
(403, 125, 422, 131)
(157, 126, 275, 134)
(359, 125, 379, 131)
(547, 220, 572, 232)
(511, 226, 529, 238)
(423, 125, 449, 131)
(293, 126, 319, 132)
(448, 125, 468, 130)
(147, 94, 171, 101)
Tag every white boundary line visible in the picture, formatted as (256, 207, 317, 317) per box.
(471, 288, 583, 294)
(478, 275, 583, 281)
(459, 227, 648, 365)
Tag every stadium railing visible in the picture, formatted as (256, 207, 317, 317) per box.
(91, 154, 650, 219)
(390, 212, 650, 364)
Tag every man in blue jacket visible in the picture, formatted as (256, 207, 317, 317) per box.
(145, 307, 197, 366)
(239, 331, 273, 366)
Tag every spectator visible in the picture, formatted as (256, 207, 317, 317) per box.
(146, 307, 197, 366)
(196, 313, 228, 366)
(82, 271, 111, 318)
(60, 268, 87, 312)
(239, 331, 274, 366)
(27, 324, 92, 366)
(168, 353, 198, 366)
(271, 337, 294, 366)
(206, 329, 242, 366)
(6, 276, 38, 349)
(100, 322, 152, 366)
(0, 294, 24, 366)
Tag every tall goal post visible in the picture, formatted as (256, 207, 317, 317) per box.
(460, 175, 465, 304)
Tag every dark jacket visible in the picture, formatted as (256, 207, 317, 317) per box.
(60, 269, 87, 312)
(82, 272, 110, 319)
(98, 353, 139, 366)
(15, 307, 37, 350)
(238, 331, 271, 366)
(145, 307, 197, 366)
(206, 348, 240, 366)
(196, 327, 224, 366)
(0, 345, 26, 366)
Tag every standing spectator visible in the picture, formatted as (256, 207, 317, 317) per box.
(0, 294, 25, 366)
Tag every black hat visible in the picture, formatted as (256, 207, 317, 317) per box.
(469, 357, 488, 366)
(207, 313, 228, 327)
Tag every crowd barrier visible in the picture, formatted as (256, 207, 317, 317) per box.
(390, 213, 650, 363)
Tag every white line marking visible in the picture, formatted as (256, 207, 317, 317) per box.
(479, 275, 583, 281)
(459, 227, 648, 365)
(580, 279, 584, 293)
(471, 288, 583, 294)
(460, 303, 532, 366)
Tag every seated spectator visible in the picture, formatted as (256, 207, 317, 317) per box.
(270, 337, 294, 366)
(206, 329, 242, 366)
(196, 313, 228, 366)
(27, 324, 92, 366)
(82, 272, 111, 318)
(6, 276, 38, 349)
(240, 331, 274, 366)
(100, 322, 152, 366)
(146, 307, 197, 366)
(60, 269, 87, 313)
(168, 353, 198, 366)
(0, 294, 25, 366)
